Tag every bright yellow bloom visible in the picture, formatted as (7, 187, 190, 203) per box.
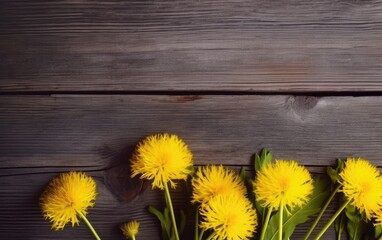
(131, 133, 193, 189)
(200, 193, 257, 240)
(373, 210, 382, 226)
(254, 160, 313, 211)
(339, 158, 382, 220)
(40, 171, 97, 230)
(192, 165, 246, 204)
(120, 220, 140, 239)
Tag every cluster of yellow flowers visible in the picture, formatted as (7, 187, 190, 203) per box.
(193, 165, 257, 240)
(39, 133, 382, 240)
(305, 158, 382, 240)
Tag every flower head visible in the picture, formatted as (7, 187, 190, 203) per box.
(200, 193, 257, 240)
(131, 133, 193, 189)
(339, 158, 382, 220)
(254, 160, 313, 211)
(120, 220, 140, 239)
(192, 165, 246, 204)
(373, 210, 382, 226)
(40, 171, 97, 230)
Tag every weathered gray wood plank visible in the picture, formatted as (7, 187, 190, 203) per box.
(0, 170, 337, 240)
(2, 94, 379, 239)
(1, 95, 382, 168)
(0, 171, 165, 240)
(2, 0, 382, 92)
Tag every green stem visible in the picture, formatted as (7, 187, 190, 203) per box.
(164, 182, 180, 240)
(76, 211, 101, 240)
(195, 206, 199, 240)
(259, 207, 273, 240)
(313, 199, 351, 240)
(205, 232, 216, 240)
(279, 203, 283, 240)
(198, 229, 205, 240)
(304, 184, 341, 240)
(132, 236, 136, 240)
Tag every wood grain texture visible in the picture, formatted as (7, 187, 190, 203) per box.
(0, 170, 337, 240)
(2, 1, 381, 239)
(1, 94, 380, 239)
(1, 95, 382, 169)
(0, 171, 169, 240)
(2, 0, 382, 92)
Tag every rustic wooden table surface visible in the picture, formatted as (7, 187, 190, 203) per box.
(1, 0, 382, 239)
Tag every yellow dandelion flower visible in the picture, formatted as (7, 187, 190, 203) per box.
(120, 220, 140, 240)
(131, 133, 193, 189)
(40, 171, 97, 230)
(254, 160, 313, 211)
(339, 158, 382, 220)
(192, 165, 246, 204)
(200, 193, 258, 240)
(373, 210, 382, 226)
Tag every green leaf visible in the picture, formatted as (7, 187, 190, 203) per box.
(344, 204, 367, 240)
(329, 157, 369, 240)
(188, 165, 196, 177)
(179, 210, 186, 235)
(254, 148, 273, 172)
(240, 166, 258, 212)
(264, 176, 331, 240)
(148, 206, 167, 230)
(252, 148, 273, 224)
(256, 201, 266, 225)
(164, 208, 171, 239)
(170, 232, 176, 240)
(375, 225, 382, 239)
(239, 167, 247, 181)
(149, 205, 186, 240)
(148, 206, 171, 240)
(334, 210, 346, 240)
(327, 159, 345, 184)
(334, 190, 346, 240)
(327, 166, 340, 184)
(244, 174, 256, 204)
(263, 208, 286, 240)
(329, 159, 347, 239)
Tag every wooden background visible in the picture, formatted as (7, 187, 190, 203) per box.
(1, 0, 382, 239)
